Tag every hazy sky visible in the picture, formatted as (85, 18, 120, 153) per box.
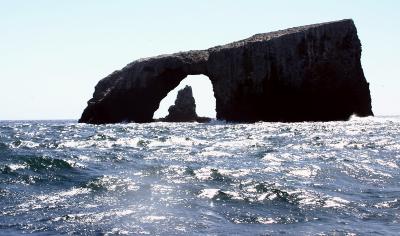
(1, 0, 399, 120)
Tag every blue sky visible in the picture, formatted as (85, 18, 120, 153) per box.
(1, 0, 399, 119)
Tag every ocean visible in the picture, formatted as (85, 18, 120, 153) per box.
(0, 117, 399, 235)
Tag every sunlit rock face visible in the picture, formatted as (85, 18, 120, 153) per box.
(79, 19, 373, 124)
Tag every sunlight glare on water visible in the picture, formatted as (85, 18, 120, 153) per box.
(0, 116, 399, 234)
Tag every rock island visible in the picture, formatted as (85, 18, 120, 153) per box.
(79, 19, 373, 124)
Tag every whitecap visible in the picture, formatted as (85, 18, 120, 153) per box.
(105, 228, 130, 236)
(256, 217, 277, 224)
(58, 187, 91, 197)
(91, 175, 139, 192)
(114, 137, 141, 148)
(78, 155, 91, 161)
(194, 168, 213, 180)
(198, 188, 220, 199)
(376, 159, 399, 169)
(7, 163, 27, 171)
(11, 140, 39, 149)
(374, 199, 398, 208)
(36, 187, 91, 205)
(114, 209, 135, 217)
(296, 190, 321, 206)
(323, 196, 349, 208)
(262, 153, 282, 166)
(142, 215, 167, 222)
(65, 160, 86, 168)
(289, 166, 319, 178)
(223, 190, 243, 200)
(148, 136, 195, 147)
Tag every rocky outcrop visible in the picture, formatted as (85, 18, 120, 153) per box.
(157, 86, 211, 122)
(79, 19, 373, 124)
(163, 86, 198, 122)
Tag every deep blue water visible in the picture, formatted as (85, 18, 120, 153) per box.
(0, 117, 399, 235)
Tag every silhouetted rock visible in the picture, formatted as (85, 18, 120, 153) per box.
(164, 86, 197, 122)
(79, 19, 373, 124)
(156, 86, 212, 122)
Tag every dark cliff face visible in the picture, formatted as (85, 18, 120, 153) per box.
(79, 19, 373, 124)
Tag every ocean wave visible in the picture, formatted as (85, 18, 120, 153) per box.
(196, 179, 352, 212)
(0, 142, 9, 151)
(194, 168, 232, 182)
(83, 175, 139, 192)
(23, 156, 73, 172)
(1, 119, 399, 235)
(10, 140, 40, 149)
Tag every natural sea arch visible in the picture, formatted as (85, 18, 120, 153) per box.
(79, 20, 373, 124)
(153, 75, 216, 119)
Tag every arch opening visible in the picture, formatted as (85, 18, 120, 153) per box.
(153, 74, 216, 120)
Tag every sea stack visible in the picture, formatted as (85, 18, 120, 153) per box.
(163, 86, 198, 122)
(79, 19, 373, 124)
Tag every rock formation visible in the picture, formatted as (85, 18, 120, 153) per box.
(156, 86, 211, 122)
(163, 86, 198, 122)
(79, 19, 373, 124)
